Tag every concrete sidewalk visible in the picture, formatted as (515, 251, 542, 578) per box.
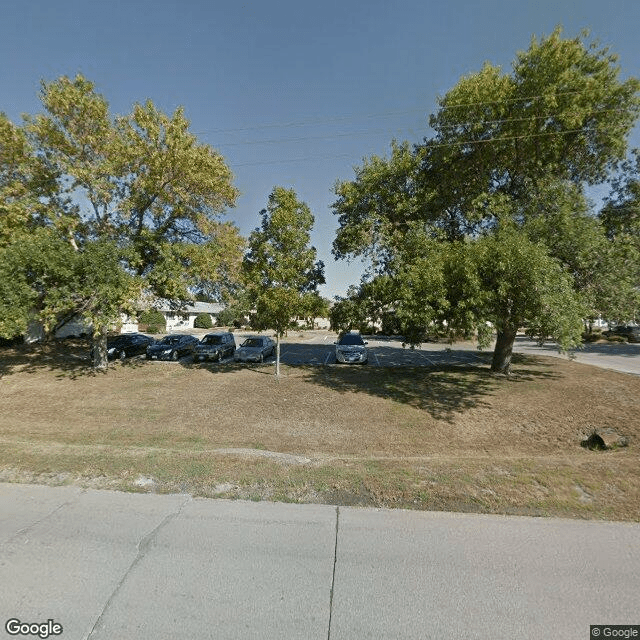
(1, 483, 638, 639)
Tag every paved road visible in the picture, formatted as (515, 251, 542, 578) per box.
(512, 336, 640, 376)
(1, 483, 638, 639)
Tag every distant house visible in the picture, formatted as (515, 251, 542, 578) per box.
(24, 301, 226, 342)
(295, 316, 331, 330)
(153, 301, 226, 331)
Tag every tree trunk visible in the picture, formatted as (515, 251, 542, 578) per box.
(491, 326, 518, 374)
(275, 334, 281, 377)
(92, 330, 109, 370)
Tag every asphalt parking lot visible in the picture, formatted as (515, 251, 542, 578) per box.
(143, 330, 640, 375)
(276, 334, 490, 367)
(142, 331, 490, 368)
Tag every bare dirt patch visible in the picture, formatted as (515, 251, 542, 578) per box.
(1, 340, 639, 520)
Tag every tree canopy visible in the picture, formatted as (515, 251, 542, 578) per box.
(0, 74, 242, 367)
(332, 28, 640, 373)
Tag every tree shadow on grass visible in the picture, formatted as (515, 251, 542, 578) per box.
(0, 338, 147, 380)
(298, 353, 560, 422)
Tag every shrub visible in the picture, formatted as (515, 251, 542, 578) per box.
(216, 306, 246, 328)
(138, 309, 166, 333)
(194, 313, 213, 329)
(139, 309, 165, 326)
(607, 335, 627, 343)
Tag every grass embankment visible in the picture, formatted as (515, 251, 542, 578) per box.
(1, 340, 639, 520)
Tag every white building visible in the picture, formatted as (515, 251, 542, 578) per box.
(153, 301, 226, 331)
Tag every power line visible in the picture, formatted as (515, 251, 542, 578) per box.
(228, 126, 601, 167)
(429, 126, 595, 148)
(215, 107, 624, 149)
(230, 153, 356, 168)
(433, 107, 628, 131)
(435, 89, 595, 111)
(196, 89, 616, 137)
(193, 107, 429, 136)
(216, 127, 430, 148)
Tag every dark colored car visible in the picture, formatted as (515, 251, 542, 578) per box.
(194, 332, 236, 362)
(603, 325, 640, 343)
(335, 332, 368, 364)
(96, 333, 155, 360)
(233, 336, 276, 363)
(146, 334, 199, 361)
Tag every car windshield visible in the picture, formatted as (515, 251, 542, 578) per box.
(242, 338, 263, 347)
(338, 334, 365, 346)
(158, 336, 181, 345)
(201, 336, 222, 345)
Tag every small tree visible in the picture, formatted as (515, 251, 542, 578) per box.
(243, 187, 325, 376)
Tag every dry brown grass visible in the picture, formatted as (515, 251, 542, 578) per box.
(1, 339, 639, 520)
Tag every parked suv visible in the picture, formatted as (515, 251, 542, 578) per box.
(603, 325, 640, 343)
(194, 332, 236, 362)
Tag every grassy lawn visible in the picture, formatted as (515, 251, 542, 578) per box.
(1, 338, 639, 520)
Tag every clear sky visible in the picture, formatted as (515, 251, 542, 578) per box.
(2, 0, 639, 298)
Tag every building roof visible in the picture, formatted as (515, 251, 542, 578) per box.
(153, 300, 226, 314)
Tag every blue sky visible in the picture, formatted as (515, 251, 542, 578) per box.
(2, 0, 639, 298)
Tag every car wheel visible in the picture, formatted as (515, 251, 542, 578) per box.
(119, 350, 126, 360)
(259, 353, 264, 363)
(172, 351, 178, 361)
(217, 351, 223, 362)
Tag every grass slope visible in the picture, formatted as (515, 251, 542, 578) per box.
(1, 340, 639, 520)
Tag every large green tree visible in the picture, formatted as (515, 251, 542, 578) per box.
(243, 187, 325, 376)
(1, 75, 242, 367)
(333, 28, 640, 373)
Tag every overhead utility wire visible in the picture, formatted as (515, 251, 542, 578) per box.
(196, 90, 600, 136)
(436, 89, 589, 110)
(193, 107, 429, 135)
(433, 107, 626, 130)
(228, 126, 598, 167)
(215, 127, 430, 148)
(214, 106, 622, 148)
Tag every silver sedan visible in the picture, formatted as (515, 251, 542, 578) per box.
(233, 336, 276, 363)
(335, 332, 368, 364)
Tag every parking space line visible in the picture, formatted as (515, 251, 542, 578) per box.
(373, 351, 380, 366)
(324, 351, 332, 365)
(419, 352, 436, 366)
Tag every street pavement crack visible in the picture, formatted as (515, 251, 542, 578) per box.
(86, 494, 192, 639)
(327, 506, 339, 640)
(6, 491, 85, 545)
